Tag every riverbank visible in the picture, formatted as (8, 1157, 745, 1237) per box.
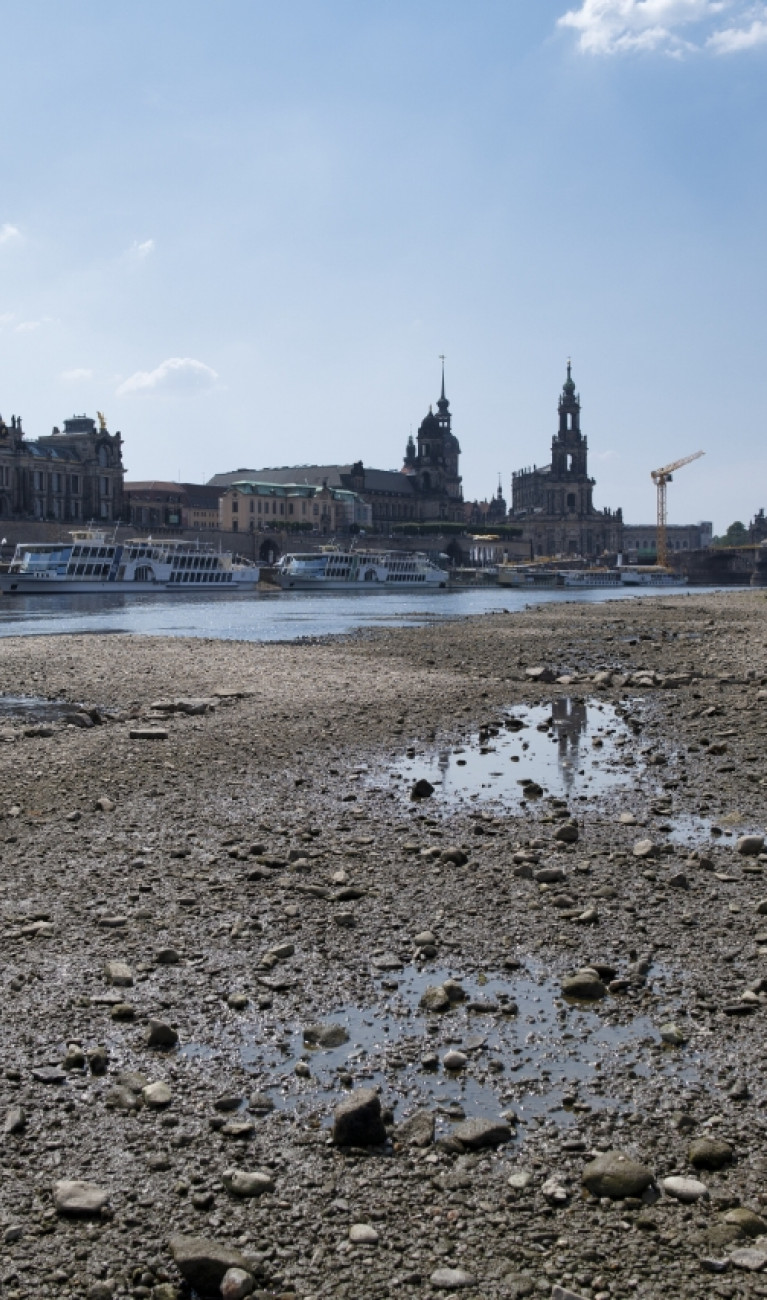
(1, 589, 766, 1299)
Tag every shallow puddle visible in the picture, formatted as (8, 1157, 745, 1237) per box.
(386, 698, 639, 807)
(181, 962, 705, 1142)
(0, 694, 85, 723)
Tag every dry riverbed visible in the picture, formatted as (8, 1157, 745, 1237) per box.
(1, 590, 767, 1300)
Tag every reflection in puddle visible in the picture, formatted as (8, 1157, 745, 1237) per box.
(190, 964, 704, 1141)
(387, 698, 639, 805)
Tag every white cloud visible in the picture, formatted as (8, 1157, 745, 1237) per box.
(0, 223, 20, 245)
(15, 317, 53, 333)
(557, 0, 765, 55)
(0, 312, 14, 326)
(116, 356, 219, 397)
(61, 368, 94, 382)
(707, 14, 767, 49)
(128, 238, 155, 259)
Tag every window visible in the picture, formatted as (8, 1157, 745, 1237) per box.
(33, 470, 44, 491)
(100, 476, 110, 497)
(231, 497, 238, 512)
(52, 472, 61, 493)
(249, 500, 254, 513)
(232, 520, 238, 532)
(70, 474, 80, 494)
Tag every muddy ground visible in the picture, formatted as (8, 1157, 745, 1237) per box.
(1, 589, 767, 1300)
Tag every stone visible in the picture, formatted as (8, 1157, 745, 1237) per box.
(659, 1022, 687, 1046)
(451, 1117, 513, 1149)
(542, 1177, 569, 1204)
(525, 665, 556, 683)
(222, 1169, 275, 1198)
(395, 1109, 435, 1147)
(143, 1081, 172, 1108)
(430, 1267, 475, 1289)
(129, 727, 168, 740)
(443, 1049, 467, 1071)
(554, 822, 579, 844)
(689, 1137, 734, 1170)
(441, 846, 468, 866)
(419, 984, 451, 1012)
(731, 1249, 767, 1272)
(724, 1207, 767, 1238)
(168, 1235, 252, 1296)
(53, 1180, 110, 1217)
(410, 778, 434, 800)
(4, 1105, 26, 1134)
(633, 839, 659, 858)
(332, 1087, 387, 1146)
(148, 1019, 178, 1049)
(220, 1268, 255, 1299)
(551, 1288, 589, 1300)
(737, 834, 765, 856)
(507, 1169, 533, 1191)
(104, 960, 133, 987)
(95, 795, 116, 812)
(581, 1151, 654, 1199)
(303, 1022, 349, 1048)
(561, 970, 606, 1000)
(662, 1175, 709, 1202)
(349, 1223, 379, 1244)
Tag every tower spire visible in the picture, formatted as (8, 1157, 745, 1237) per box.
(439, 354, 446, 401)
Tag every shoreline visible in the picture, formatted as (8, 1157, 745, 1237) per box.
(1, 588, 766, 1299)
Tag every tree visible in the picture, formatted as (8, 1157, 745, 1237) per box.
(713, 520, 748, 547)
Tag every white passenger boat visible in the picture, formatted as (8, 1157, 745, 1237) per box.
(0, 531, 260, 594)
(275, 548, 448, 590)
(618, 567, 687, 587)
(559, 569, 622, 588)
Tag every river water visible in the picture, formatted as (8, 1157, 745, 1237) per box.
(0, 583, 718, 642)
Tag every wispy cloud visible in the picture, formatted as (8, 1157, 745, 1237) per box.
(61, 368, 94, 382)
(558, 0, 767, 56)
(15, 316, 54, 333)
(116, 357, 219, 397)
(0, 223, 21, 245)
(128, 238, 155, 259)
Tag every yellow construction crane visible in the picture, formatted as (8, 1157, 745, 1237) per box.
(650, 450, 705, 568)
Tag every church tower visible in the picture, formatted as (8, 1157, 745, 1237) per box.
(406, 360, 462, 506)
(551, 361, 588, 479)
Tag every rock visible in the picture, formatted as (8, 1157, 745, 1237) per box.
(662, 1175, 709, 1202)
(220, 1268, 255, 1299)
(148, 1019, 178, 1049)
(554, 822, 579, 844)
(168, 1235, 252, 1296)
(63, 1043, 86, 1070)
(95, 795, 116, 812)
(441, 846, 468, 866)
(303, 1022, 349, 1048)
(88, 1046, 109, 1075)
(619, 812, 637, 825)
(451, 1117, 513, 1149)
(724, 1207, 767, 1238)
(507, 1168, 533, 1190)
(525, 666, 556, 683)
(222, 1169, 275, 1198)
(395, 1109, 435, 1147)
(349, 1223, 379, 1244)
(143, 1081, 172, 1108)
(561, 970, 606, 1000)
(442, 978, 467, 1002)
(535, 866, 567, 884)
(581, 1150, 654, 1199)
(542, 1177, 569, 1204)
(738, 834, 765, 856)
(420, 984, 451, 1012)
(129, 727, 168, 740)
(689, 1137, 734, 1170)
(410, 778, 435, 800)
(430, 1267, 475, 1289)
(53, 1180, 110, 1217)
(332, 1087, 387, 1146)
(551, 1286, 589, 1300)
(104, 960, 133, 987)
(443, 1049, 467, 1071)
(4, 1105, 26, 1134)
(157, 946, 181, 964)
(731, 1249, 767, 1272)
(659, 1022, 687, 1046)
(633, 839, 659, 858)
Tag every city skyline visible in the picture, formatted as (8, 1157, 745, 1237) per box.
(1, 2, 765, 532)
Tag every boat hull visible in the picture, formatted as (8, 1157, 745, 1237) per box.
(276, 575, 448, 590)
(0, 575, 260, 595)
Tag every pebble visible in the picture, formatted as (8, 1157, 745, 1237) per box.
(147, 1019, 178, 1048)
(53, 1180, 110, 1216)
(222, 1169, 275, 1197)
(689, 1137, 734, 1169)
(104, 960, 133, 986)
(220, 1268, 255, 1299)
(443, 1049, 468, 1071)
(662, 1175, 709, 1202)
(561, 970, 606, 1000)
(349, 1223, 379, 1244)
(581, 1150, 654, 1199)
(143, 1081, 172, 1108)
(451, 1117, 513, 1149)
(430, 1266, 475, 1289)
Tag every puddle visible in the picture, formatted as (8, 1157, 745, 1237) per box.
(184, 963, 705, 1142)
(666, 814, 761, 847)
(0, 694, 87, 723)
(385, 698, 639, 806)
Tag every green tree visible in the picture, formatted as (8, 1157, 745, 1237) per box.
(713, 520, 748, 547)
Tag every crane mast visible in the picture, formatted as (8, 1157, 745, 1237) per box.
(650, 451, 704, 568)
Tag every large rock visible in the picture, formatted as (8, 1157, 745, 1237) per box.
(168, 1234, 252, 1296)
(394, 1109, 435, 1147)
(561, 970, 606, 1000)
(689, 1137, 734, 1170)
(452, 1117, 513, 1149)
(303, 1023, 349, 1048)
(581, 1150, 654, 1199)
(332, 1087, 387, 1146)
(53, 1180, 110, 1216)
(222, 1169, 275, 1198)
(737, 834, 765, 856)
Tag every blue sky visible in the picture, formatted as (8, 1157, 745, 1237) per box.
(1, 0, 765, 531)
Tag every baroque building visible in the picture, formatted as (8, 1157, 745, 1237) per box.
(0, 412, 124, 523)
(511, 364, 622, 558)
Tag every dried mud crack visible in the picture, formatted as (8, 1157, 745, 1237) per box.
(1, 590, 767, 1300)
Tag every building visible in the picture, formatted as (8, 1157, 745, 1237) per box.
(219, 481, 371, 533)
(0, 412, 124, 522)
(124, 482, 224, 531)
(511, 364, 622, 558)
(209, 367, 464, 529)
(465, 480, 508, 528)
(622, 522, 713, 562)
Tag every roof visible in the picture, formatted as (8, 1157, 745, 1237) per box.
(209, 464, 416, 497)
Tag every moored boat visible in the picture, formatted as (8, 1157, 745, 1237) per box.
(275, 548, 448, 590)
(0, 531, 260, 594)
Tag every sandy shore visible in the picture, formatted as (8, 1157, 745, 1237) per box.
(1, 589, 767, 1300)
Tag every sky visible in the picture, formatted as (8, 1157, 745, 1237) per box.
(1, 0, 766, 533)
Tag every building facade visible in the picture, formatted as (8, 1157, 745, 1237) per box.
(511, 364, 622, 558)
(219, 481, 371, 533)
(0, 412, 124, 522)
(622, 521, 713, 561)
(124, 482, 224, 530)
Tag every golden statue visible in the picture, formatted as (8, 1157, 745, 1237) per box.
(97, 411, 107, 431)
